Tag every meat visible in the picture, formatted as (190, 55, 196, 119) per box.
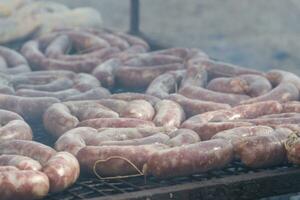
(146, 70, 185, 98)
(78, 144, 167, 177)
(115, 63, 184, 89)
(167, 94, 231, 117)
(78, 118, 155, 129)
(233, 128, 292, 167)
(179, 85, 250, 106)
(153, 100, 185, 128)
(167, 129, 200, 147)
(241, 83, 299, 104)
(0, 94, 59, 122)
(0, 168, 50, 200)
(0, 140, 79, 193)
(207, 75, 272, 97)
(144, 139, 233, 178)
(120, 100, 155, 121)
(110, 92, 160, 105)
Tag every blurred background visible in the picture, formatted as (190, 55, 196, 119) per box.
(57, 0, 300, 74)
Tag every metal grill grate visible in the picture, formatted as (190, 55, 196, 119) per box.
(31, 123, 300, 200)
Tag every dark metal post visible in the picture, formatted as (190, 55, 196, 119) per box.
(130, 0, 140, 34)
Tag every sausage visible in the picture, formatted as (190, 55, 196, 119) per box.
(42, 152, 80, 193)
(153, 100, 185, 128)
(15, 78, 74, 92)
(241, 82, 299, 104)
(212, 126, 274, 140)
(16, 88, 81, 100)
(167, 129, 200, 147)
(0, 155, 42, 171)
(0, 169, 50, 200)
(181, 121, 253, 140)
(0, 140, 80, 193)
(0, 46, 31, 74)
(78, 118, 155, 129)
(64, 87, 111, 101)
(285, 132, 300, 165)
(99, 133, 170, 146)
(0, 94, 60, 122)
(179, 85, 250, 106)
(92, 58, 122, 89)
(233, 128, 292, 168)
(207, 75, 272, 97)
(180, 60, 207, 88)
(237, 116, 300, 126)
(96, 99, 128, 113)
(43, 101, 119, 138)
(144, 139, 233, 178)
(182, 101, 282, 124)
(21, 40, 101, 73)
(123, 54, 182, 66)
(115, 63, 184, 89)
(64, 101, 119, 121)
(167, 94, 231, 117)
(146, 70, 185, 99)
(114, 31, 150, 50)
(266, 69, 300, 91)
(77, 144, 167, 177)
(45, 34, 71, 58)
(55, 126, 175, 155)
(0, 120, 32, 141)
(0, 140, 56, 165)
(189, 59, 264, 78)
(71, 73, 101, 92)
(43, 103, 79, 138)
(120, 100, 155, 121)
(110, 92, 160, 105)
(282, 101, 300, 113)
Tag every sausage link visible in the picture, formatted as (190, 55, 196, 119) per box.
(153, 100, 185, 128)
(120, 100, 155, 121)
(167, 129, 200, 147)
(110, 92, 160, 105)
(179, 85, 250, 106)
(144, 139, 233, 178)
(0, 155, 42, 171)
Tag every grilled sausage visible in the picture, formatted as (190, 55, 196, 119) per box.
(144, 139, 233, 178)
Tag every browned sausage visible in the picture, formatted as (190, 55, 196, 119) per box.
(64, 87, 111, 101)
(153, 100, 185, 128)
(179, 85, 250, 106)
(45, 34, 71, 58)
(144, 139, 233, 178)
(16, 88, 81, 100)
(167, 94, 231, 117)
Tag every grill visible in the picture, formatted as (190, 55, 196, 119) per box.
(31, 121, 300, 200)
(25, 2, 300, 199)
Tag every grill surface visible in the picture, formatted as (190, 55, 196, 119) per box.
(31, 123, 300, 200)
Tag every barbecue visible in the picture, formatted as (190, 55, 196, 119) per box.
(0, 1, 300, 200)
